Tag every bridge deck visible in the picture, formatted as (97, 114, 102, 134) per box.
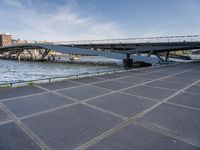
(0, 63, 200, 150)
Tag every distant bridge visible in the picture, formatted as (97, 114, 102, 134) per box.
(56, 35, 200, 53)
(0, 35, 200, 67)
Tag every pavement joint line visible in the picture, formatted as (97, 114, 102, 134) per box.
(97, 72, 124, 77)
(81, 102, 128, 120)
(93, 76, 122, 80)
(94, 75, 125, 80)
(0, 63, 186, 102)
(75, 120, 131, 150)
(162, 80, 198, 85)
(0, 64, 198, 149)
(81, 91, 116, 103)
(117, 67, 199, 92)
(19, 102, 79, 120)
(50, 91, 79, 103)
(101, 66, 175, 81)
(0, 102, 51, 150)
(182, 91, 200, 96)
(33, 85, 80, 103)
(17, 67, 186, 124)
(0, 91, 49, 102)
(141, 84, 179, 92)
(75, 67, 200, 150)
(76, 76, 106, 81)
(1, 64, 198, 123)
(90, 66, 200, 94)
(0, 63, 197, 139)
(53, 84, 87, 92)
(96, 79, 138, 86)
(18, 86, 121, 121)
(132, 121, 200, 148)
(76, 98, 165, 150)
(128, 79, 200, 121)
(115, 76, 153, 82)
(19, 93, 126, 124)
(118, 91, 161, 103)
(67, 68, 164, 86)
(72, 66, 200, 105)
(34, 68, 169, 97)
(86, 82, 160, 104)
(161, 77, 198, 84)
(78, 79, 200, 150)
(95, 69, 164, 81)
(165, 101, 200, 112)
(193, 83, 200, 87)
(146, 79, 190, 86)
(133, 75, 164, 80)
(85, 84, 114, 92)
(0, 120, 13, 126)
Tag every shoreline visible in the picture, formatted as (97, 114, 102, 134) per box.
(0, 61, 180, 88)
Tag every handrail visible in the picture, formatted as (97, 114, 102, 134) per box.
(55, 35, 200, 45)
(0, 68, 121, 87)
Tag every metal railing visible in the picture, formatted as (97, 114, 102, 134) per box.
(0, 68, 124, 88)
(55, 35, 200, 45)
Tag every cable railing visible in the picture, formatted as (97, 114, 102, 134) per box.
(55, 35, 200, 45)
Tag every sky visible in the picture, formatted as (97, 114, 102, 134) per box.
(0, 0, 200, 42)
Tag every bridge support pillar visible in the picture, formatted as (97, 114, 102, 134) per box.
(123, 54, 133, 69)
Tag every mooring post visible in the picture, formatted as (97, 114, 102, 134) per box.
(165, 51, 170, 61)
(123, 54, 133, 69)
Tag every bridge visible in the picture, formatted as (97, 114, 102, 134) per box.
(0, 35, 200, 67)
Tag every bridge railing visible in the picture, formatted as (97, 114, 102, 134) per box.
(55, 35, 200, 45)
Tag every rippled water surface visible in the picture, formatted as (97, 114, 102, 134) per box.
(0, 59, 122, 84)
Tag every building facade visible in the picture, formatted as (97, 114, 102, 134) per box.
(0, 33, 12, 47)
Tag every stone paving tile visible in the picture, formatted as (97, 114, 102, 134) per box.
(92, 80, 134, 91)
(88, 92, 157, 117)
(185, 85, 200, 95)
(0, 86, 44, 100)
(144, 80, 187, 90)
(134, 73, 166, 79)
(0, 108, 11, 124)
(113, 71, 137, 77)
(195, 82, 200, 87)
(137, 103, 200, 145)
(3, 93, 74, 117)
(133, 68, 155, 74)
(86, 124, 199, 150)
(57, 85, 111, 101)
(177, 71, 200, 79)
(167, 92, 200, 109)
(122, 85, 176, 101)
(97, 74, 123, 79)
(116, 76, 152, 84)
(0, 122, 42, 150)
(70, 77, 105, 84)
(162, 76, 197, 84)
(39, 80, 80, 90)
(22, 104, 122, 150)
(0, 63, 200, 150)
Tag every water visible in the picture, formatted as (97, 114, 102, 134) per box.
(0, 58, 122, 84)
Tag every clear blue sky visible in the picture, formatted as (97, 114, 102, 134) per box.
(0, 0, 200, 41)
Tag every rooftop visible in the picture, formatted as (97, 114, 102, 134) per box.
(0, 62, 200, 150)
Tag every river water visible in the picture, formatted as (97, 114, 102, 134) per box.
(0, 58, 122, 84)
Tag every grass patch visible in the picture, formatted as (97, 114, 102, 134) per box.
(0, 84, 10, 88)
(27, 81, 35, 86)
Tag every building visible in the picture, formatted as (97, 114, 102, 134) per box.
(0, 33, 12, 47)
(12, 38, 28, 44)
